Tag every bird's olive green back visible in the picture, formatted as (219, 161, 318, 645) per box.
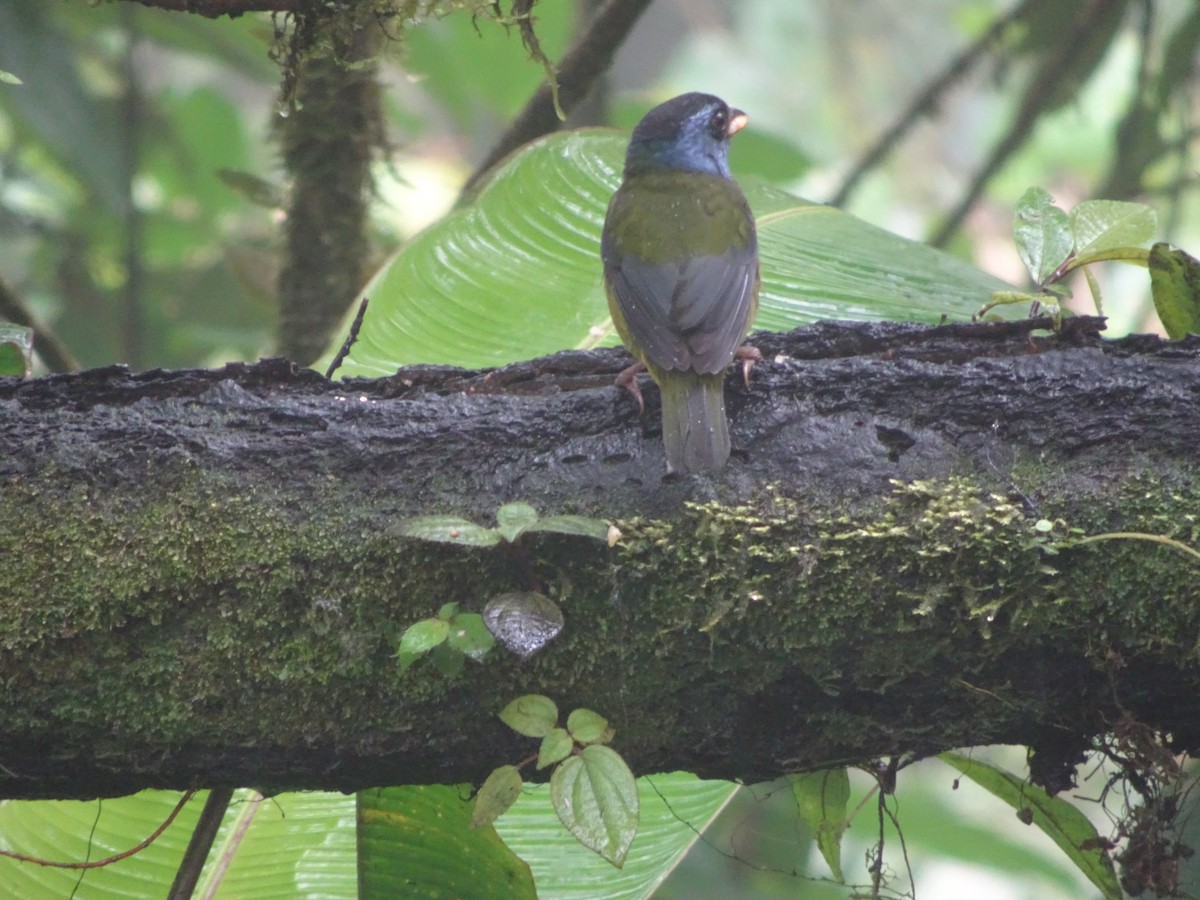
(603, 171, 755, 262)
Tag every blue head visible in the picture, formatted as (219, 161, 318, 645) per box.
(623, 92, 747, 179)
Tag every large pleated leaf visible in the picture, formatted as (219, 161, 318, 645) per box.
(352, 775, 737, 898)
(0, 790, 357, 899)
(493, 772, 739, 899)
(196, 790, 357, 898)
(328, 131, 1013, 377)
(358, 785, 536, 899)
(0, 792, 201, 899)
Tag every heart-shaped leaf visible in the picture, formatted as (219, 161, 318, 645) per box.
(550, 745, 639, 868)
(1014, 186, 1073, 286)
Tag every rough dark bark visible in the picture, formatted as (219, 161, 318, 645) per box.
(1, 319, 1199, 801)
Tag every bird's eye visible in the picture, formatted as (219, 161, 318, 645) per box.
(708, 108, 727, 139)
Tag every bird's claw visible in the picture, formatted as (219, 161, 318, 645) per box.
(615, 362, 647, 414)
(735, 344, 761, 388)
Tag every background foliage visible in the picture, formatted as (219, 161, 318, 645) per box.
(1, 0, 1198, 897)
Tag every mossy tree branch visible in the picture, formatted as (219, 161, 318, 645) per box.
(1, 319, 1199, 800)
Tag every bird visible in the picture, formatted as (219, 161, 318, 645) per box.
(601, 92, 760, 474)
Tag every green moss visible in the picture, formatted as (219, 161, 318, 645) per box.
(610, 475, 1200, 700)
(0, 470, 519, 749)
(3, 466, 1198, 791)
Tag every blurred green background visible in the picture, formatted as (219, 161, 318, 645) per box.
(2, 0, 1197, 372)
(1, 1, 1197, 897)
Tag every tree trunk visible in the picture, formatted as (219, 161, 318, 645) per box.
(1, 318, 1198, 800)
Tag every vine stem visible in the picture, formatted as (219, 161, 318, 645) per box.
(0, 791, 196, 869)
(1065, 531, 1200, 563)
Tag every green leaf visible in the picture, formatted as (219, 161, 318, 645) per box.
(1069, 199, 1156, 255)
(495, 502, 539, 543)
(566, 708, 612, 746)
(446, 612, 495, 661)
(0, 68, 20, 85)
(362, 785, 535, 898)
(429, 641, 465, 677)
(398, 515, 501, 547)
(0, 324, 33, 377)
(0, 789, 360, 898)
(1148, 242, 1200, 339)
(499, 694, 559, 738)
(395, 648, 424, 674)
(471, 765, 526, 830)
(551, 745, 640, 867)
(1014, 187, 1073, 286)
(396, 618, 450, 672)
(939, 752, 1122, 900)
(525, 515, 611, 541)
(789, 768, 850, 882)
(0, 791, 201, 896)
(202, 789, 357, 896)
(495, 773, 738, 897)
(538, 728, 574, 770)
(321, 131, 1014, 377)
(437, 601, 460, 620)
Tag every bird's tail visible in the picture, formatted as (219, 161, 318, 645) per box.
(657, 372, 731, 474)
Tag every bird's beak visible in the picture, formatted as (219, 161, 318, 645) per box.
(728, 109, 748, 136)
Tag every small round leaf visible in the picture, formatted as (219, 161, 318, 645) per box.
(537, 728, 574, 770)
(499, 694, 559, 737)
(430, 642, 465, 677)
(496, 503, 539, 543)
(396, 618, 449, 672)
(566, 708, 611, 745)
(446, 612, 496, 662)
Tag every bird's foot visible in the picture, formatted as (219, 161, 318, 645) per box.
(615, 362, 647, 414)
(735, 344, 762, 387)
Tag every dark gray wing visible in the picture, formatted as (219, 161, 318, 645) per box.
(604, 246, 758, 375)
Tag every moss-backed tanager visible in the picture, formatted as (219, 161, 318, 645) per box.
(601, 92, 760, 474)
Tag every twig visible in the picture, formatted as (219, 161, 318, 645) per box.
(829, 0, 1038, 208)
(930, 0, 1123, 248)
(116, 0, 305, 18)
(0, 275, 80, 373)
(461, 0, 655, 196)
(324, 296, 369, 379)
